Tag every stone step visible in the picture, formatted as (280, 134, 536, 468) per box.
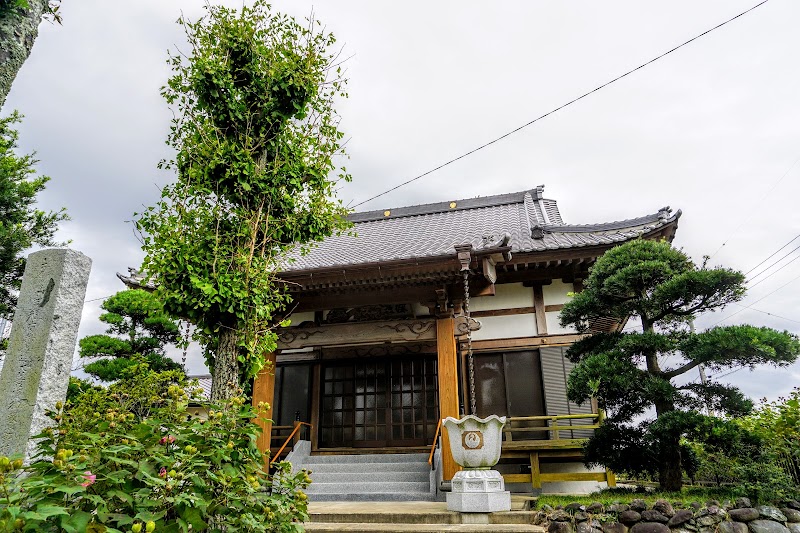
(310, 471, 429, 483)
(304, 523, 543, 532)
(307, 453, 428, 464)
(307, 492, 438, 502)
(304, 461, 431, 473)
(309, 510, 539, 525)
(306, 481, 431, 494)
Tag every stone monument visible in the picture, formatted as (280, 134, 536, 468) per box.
(0, 249, 92, 461)
(443, 414, 511, 513)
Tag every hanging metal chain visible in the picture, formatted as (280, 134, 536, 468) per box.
(463, 270, 477, 415)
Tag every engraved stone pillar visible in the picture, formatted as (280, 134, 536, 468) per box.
(0, 249, 92, 461)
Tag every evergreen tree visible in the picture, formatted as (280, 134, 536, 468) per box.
(560, 239, 800, 491)
(0, 112, 68, 319)
(79, 289, 183, 382)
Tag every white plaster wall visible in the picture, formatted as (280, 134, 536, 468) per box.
(540, 462, 608, 494)
(543, 280, 577, 335)
(472, 314, 537, 340)
(546, 311, 574, 335)
(542, 280, 574, 306)
(286, 311, 315, 326)
(470, 282, 533, 312)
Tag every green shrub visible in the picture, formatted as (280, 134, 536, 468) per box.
(0, 367, 309, 532)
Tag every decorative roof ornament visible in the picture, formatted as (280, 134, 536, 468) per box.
(658, 206, 672, 220)
(530, 224, 549, 240)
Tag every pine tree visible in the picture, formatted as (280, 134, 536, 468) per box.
(79, 289, 183, 382)
(560, 239, 800, 490)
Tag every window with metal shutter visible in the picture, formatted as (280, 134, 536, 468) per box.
(539, 346, 594, 439)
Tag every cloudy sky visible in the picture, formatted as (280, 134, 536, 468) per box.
(6, 0, 800, 402)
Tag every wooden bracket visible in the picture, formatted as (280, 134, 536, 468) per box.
(454, 244, 473, 272)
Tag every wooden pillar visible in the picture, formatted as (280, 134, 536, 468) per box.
(530, 452, 542, 489)
(436, 317, 461, 481)
(532, 284, 548, 335)
(252, 352, 277, 459)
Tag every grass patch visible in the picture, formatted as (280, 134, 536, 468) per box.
(536, 486, 739, 509)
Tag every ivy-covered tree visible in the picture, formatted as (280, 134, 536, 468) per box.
(78, 289, 183, 382)
(0, 0, 61, 109)
(135, 1, 350, 400)
(0, 111, 68, 319)
(560, 239, 800, 491)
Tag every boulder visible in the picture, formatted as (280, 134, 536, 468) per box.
(720, 522, 749, 533)
(690, 503, 702, 511)
(735, 499, 753, 510)
(708, 501, 722, 508)
(541, 504, 555, 512)
(587, 503, 605, 514)
(630, 500, 648, 512)
(549, 521, 575, 533)
(640, 511, 669, 524)
(668, 510, 695, 527)
(697, 513, 725, 527)
(575, 512, 590, 523)
(629, 522, 670, 533)
(567, 503, 587, 512)
(748, 520, 790, 533)
(610, 504, 630, 514)
(653, 500, 675, 517)
(758, 507, 788, 523)
(601, 522, 627, 533)
(577, 522, 594, 533)
(781, 509, 800, 523)
(730, 509, 762, 522)
(552, 510, 572, 522)
(787, 502, 800, 512)
(619, 511, 642, 525)
(787, 524, 800, 533)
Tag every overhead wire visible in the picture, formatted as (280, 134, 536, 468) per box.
(709, 271, 800, 327)
(351, 0, 771, 209)
(747, 252, 800, 290)
(744, 234, 800, 277)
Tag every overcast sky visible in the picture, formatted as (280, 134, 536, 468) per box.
(5, 0, 800, 402)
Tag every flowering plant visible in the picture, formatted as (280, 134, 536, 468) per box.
(0, 367, 309, 532)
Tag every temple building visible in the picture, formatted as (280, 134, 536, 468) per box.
(251, 185, 681, 500)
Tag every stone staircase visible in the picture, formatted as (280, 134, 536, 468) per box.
(301, 453, 436, 502)
(303, 501, 544, 532)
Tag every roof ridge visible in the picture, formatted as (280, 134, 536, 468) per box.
(545, 207, 680, 233)
(348, 186, 551, 223)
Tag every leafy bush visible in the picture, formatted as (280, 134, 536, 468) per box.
(0, 367, 310, 532)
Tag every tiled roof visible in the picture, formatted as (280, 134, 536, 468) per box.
(283, 186, 680, 272)
(188, 375, 212, 401)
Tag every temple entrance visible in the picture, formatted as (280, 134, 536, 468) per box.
(319, 356, 439, 448)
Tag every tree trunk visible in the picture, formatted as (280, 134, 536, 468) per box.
(0, 0, 48, 109)
(655, 398, 683, 491)
(210, 326, 239, 401)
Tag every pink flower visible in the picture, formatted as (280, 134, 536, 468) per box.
(80, 471, 96, 488)
(159, 435, 176, 445)
(159, 467, 167, 478)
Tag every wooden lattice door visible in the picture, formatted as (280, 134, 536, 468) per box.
(319, 356, 438, 448)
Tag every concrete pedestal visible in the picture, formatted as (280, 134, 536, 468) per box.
(445, 468, 511, 513)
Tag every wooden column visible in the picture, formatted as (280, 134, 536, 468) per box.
(532, 284, 548, 335)
(252, 352, 277, 459)
(436, 317, 461, 481)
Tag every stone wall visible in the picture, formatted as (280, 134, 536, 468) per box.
(537, 498, 800, 533)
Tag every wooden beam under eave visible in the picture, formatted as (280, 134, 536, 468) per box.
(436, 317, 461, 481)
(252, 353, 277, 463)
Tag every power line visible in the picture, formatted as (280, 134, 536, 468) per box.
(736, 304, 800, 326)
(710, 271, 800, 327)
(746, 242, 800, 283)
(747, 252, 800, 290)
(708, 153, 800, 260)
(352, 0, 771, 209)
(744, 234, 800, 277)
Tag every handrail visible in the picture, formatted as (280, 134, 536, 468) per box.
(270, 421, 312, 465)
(427, 419, 442, 467)
(503, 413, 601, 441)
